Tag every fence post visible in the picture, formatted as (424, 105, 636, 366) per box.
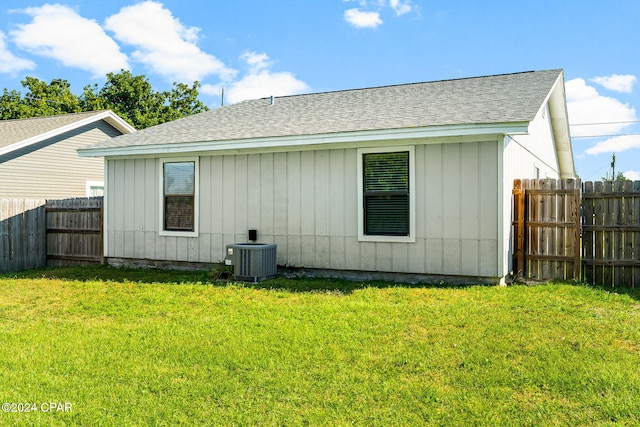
(623, 180, 634, 286)
(594, 181, 605, 285)
(540, 179, 554, 279)
(635, 181, 640, 287)
(581, 182, 593, 283)
(568, 179, 581, 280)
(513, 179, 525, 277)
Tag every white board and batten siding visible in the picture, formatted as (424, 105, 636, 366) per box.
(0, 121, 119, 199)
(106, 138, 502, 278)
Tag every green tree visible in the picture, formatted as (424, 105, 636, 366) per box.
(1, 70, 209, 129)
(23, 77, 83, 115)
(163, 81, 209, 121)
(0, 89, 29, 119)
(82, 70, 162, 129)
(82, 70, 208, 129)
(0, 77, 82, 119)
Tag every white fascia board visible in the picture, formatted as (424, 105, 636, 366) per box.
(99, 110, 137, 134)
(78, 122, 529, 158)
(546, 73, 576, 178)
(527, 71, 575, 179)
(0, 111, 135, 157)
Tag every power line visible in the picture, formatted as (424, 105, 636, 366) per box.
(571, 120, 640, 126)
(581, 165, 610, 180)
(572, 133, 640, 139)
(24, 96, 66, 105)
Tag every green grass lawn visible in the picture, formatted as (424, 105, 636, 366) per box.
(1, 266, 639, 426)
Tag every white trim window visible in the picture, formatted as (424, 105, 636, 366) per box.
(159, 157, 199, 237)
(357, 146, 415, 243)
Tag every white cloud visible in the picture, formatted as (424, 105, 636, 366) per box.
(344, 0, 379, 7)
(0, 31, 35, 74)
(241, 51, 271, 72)
(590, 74, 637, 93)
(585, 135, 640, 155)
(343, 1, 415, 26)
(624, 170, 640, 180)
(104, 1, 236, 82)
(202, 51, 309, 104)
(10, 4, 128, 77)
(390, 0, 413, 15)
(344, 8, 383, 28)
(566, 78, 637, 138)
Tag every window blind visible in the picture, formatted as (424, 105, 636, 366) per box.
(363, 152, 409, 236)
(163, 162, 195, 231)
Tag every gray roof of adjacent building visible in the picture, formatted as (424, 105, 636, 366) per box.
(0, 110, 135, 150)
(81, 69, 566, 152)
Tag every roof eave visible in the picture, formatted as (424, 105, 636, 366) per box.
(547, 71, 576, 179)
(78, 122, 530, 158)
(96, 110, 137, 134)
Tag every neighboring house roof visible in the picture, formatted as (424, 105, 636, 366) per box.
(0, 110, 135, 157)
(78, 70, 573, 176)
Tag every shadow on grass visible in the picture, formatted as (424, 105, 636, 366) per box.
(538, 278, 640, 301)
(2, 265, 484, 294)
(584, 283, 640, 301)
(6, 265, 639, 296)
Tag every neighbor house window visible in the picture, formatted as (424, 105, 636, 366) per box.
(86, 181, 104, 197)
(357, 146, 415, 243)
(160, 158, 198, 236)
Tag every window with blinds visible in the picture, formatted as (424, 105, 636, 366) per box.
(363, 151, 410, 236)
(163, 161, 195, 232)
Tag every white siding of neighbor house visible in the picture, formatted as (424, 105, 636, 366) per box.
(500, 102, 561, 278)
(105, 138, 503, 278)
(0, 122, 118, 198)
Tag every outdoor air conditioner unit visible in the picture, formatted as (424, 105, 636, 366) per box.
(225, 243, 277, 282)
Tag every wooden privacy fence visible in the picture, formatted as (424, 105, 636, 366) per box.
(0, 199, 47, 272)
(45, 197, 104, 267)
(514, 179, 640, 287)
(512, 179, 581, 281)
(0, 197, 103, 272)
(582, 181, 640, 287)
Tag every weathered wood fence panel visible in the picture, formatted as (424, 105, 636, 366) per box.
(0, 199, 47, 272)
(0, 197, 104, 272)
(513, 179, 581, 281)
(582, 180, 640, 287)
(46, 197, 103, 267)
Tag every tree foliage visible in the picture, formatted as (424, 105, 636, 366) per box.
(0, 78, 83, 119)
(601, 172, 628, 182)
(0, 70, 209, 129)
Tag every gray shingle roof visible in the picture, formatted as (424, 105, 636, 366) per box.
(0, 111, 111, 148)
(85, 69, 563, 150)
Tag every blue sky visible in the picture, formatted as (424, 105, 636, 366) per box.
(0, 0, 638, 180)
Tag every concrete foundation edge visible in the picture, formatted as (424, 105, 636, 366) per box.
(105, 257, 505, 285)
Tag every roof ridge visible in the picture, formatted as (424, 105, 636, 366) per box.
(257, 69, 563, 102)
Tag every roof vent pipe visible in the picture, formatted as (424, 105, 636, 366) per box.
(270, 95, 275, 105)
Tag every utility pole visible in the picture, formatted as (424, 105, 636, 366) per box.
(610, 153, 616, 180)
